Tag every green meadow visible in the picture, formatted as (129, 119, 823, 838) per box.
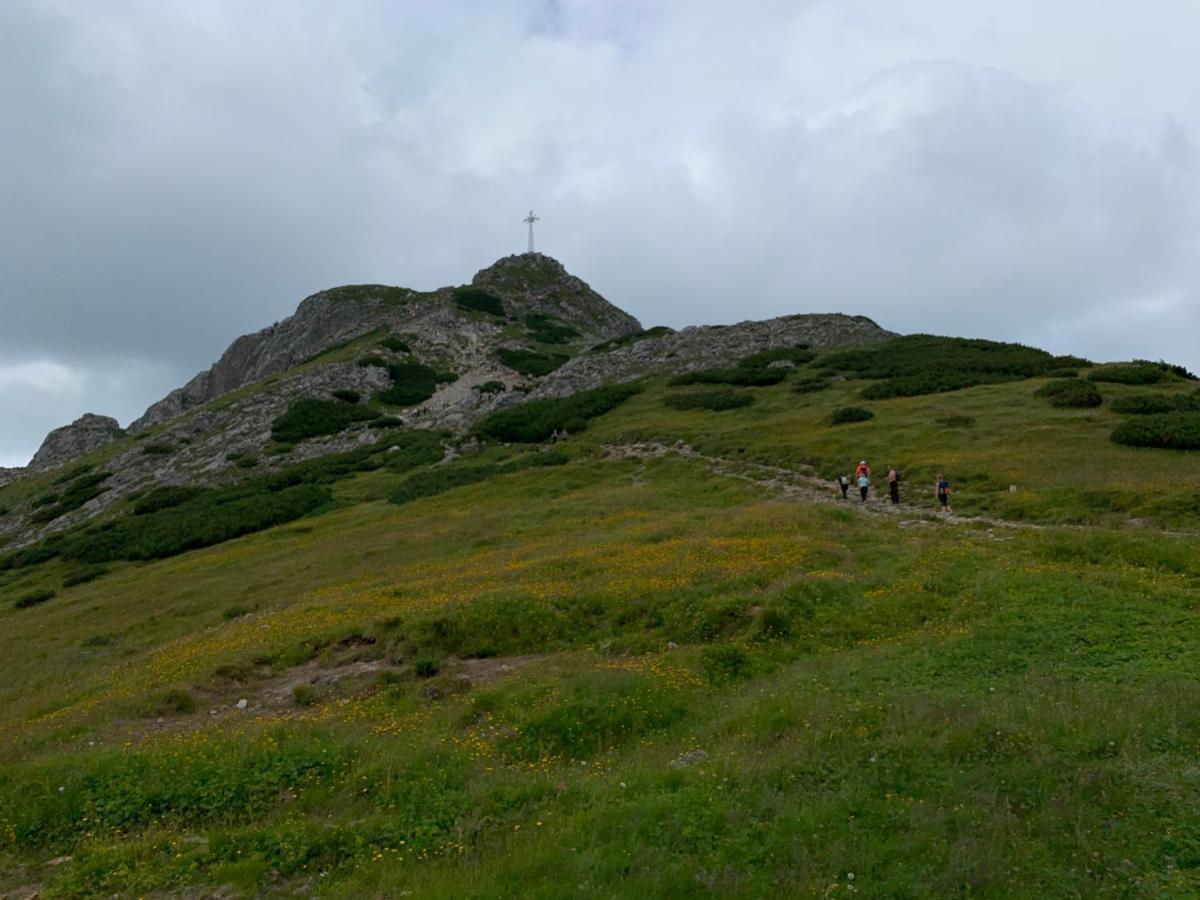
(1, 362, 1199, 897)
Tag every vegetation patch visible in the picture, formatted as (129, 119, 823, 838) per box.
(53, 463, 95, 485)
(1034, 379, 1103, 409)
(497, 348, 570, 377)
(378, 336, 411, 353)
(326, 284, 411, 305)
(376, 362, 440, 407)
(1088, 362, 1190, 385)
(1110, 412, 1200, 450)
(271, 398, 376, 443)
(737, 346, 815, 369)
(355, 354, 389, 369)
(827, 406, 874, 425)
(389, 450, 568, 506)
(663, 390, 754, 412)
(14, 589, 56, 609)
(475, 380, 505, 394)
(132, 485, 206, 515)
(669, 367, 787, 387)
(63, 565, 109, 588)
(331, 389, 361, 404)
(383, 431, 445, 472)
(523, 313, 580, 345)
(453, 287, 506, 317)
(1110, 393, 1200, 415)
(476, 384, 642, 443)
(141, 442, 175, 456)
(30, 471, 112, 524)
(792, 375, 832, 394)
(590, 325, 674, 352)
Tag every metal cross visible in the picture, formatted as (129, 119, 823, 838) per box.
(524, 210, 539, 253)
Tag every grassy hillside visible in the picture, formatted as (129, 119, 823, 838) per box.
(1, 361, 1199, 897)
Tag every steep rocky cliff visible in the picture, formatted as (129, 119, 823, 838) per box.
(28, 414, 125, 472)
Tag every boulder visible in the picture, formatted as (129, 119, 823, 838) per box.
(28, 414, 124, 472)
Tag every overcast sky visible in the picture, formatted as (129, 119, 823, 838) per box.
(3, 1, 1198, 466)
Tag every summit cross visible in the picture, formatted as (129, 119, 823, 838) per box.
(524, 210, 539, 253)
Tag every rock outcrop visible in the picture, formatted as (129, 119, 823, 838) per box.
(28, 414, 124, 472)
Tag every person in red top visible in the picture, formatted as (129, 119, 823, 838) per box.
(855, 460, 871, 479)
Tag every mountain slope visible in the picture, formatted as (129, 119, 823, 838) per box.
(0, 364, 1198, 897)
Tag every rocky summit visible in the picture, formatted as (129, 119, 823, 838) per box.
(0, 254, 892, 548)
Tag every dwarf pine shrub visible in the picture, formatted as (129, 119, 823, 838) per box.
(331, 389, 361, 404)
(497, 348, 570, 377)
(1034, 379, 1103, 408)
(737, 346, 814, 369)
(378, 335, 411, 353)
(523, 313, 580, 345)
(1110, 412, 1200, 450)
(1088, 363, 1173, 385)
(669, 367, 787, 387)
(453, 287, 506, 317)
(827, 406, 874, 425)
(475, 384, 641, 443)
(1110, 393, 1200, 415)
(271, 398, 376, 443)
(14, 589, 56, 609)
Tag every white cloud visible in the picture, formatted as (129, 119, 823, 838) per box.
(2, 0, 1200, 462)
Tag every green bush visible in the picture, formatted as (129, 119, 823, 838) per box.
(157, 688, 198, 716)
(792, 376, 832, 394)
(1034, 379, 1103, 408)
(827, 406, 875, 425)
(31, 492, 58, 509)
(14, 589, 56, 609)
(589, 326, 673, 353)
(700, 644, 752, 684)
(271, 398, 377, 443)
(389, 451, 568, 506)
(475, 380, 505, 394)
(30, 472, 112, 523)
(497, 348, 570, 377)
(292, 684, 318, 707)
(141, 442, 175, 455)
(132, 485, 206, 515)
(331, 389, 361, 404)
(475, 384, 642, 443)
(818, 335, 1057, 380)
(662, 390, 754, 411)
(383, 431, 445, 472)
(1110, 393, 1200, 415)
(1088, 364, 1172, 385)
(523, 313, 580, 345)
(53, 463, 94, 485)
(376, 361, 440, 407)
(378, 336, 411, 353)
(1110, 413, 1200, 450)
(669, 367, 787, 387)
(235, 455, 259, 469)
(413, 657, 442, 678)
(356, 354, 389, 369)
(453, 287, 506, 317)
(63, 565, 108, 588)
(737, 347, 814, 369)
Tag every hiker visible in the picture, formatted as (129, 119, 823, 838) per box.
(887, 465, 899, 505)
(855, 459, 871, 479)
(560, 427, 569, 441)
(936, 474, 952, 512)
(836, 473, 850, 499)
(857, 471, 870, 502)
(550, 429, 559, 444)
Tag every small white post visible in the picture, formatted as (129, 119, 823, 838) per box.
(524, 210, 539, 253)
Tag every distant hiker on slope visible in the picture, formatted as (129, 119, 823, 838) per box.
(936, 474, 952, 513)
(855, 459, 871, 479)
(836, 473, 850, 499)
(858, 471, 870, 502)
(887, 465, 899, 505)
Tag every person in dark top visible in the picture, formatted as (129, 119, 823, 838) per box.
(936, 474, 952, 512)
(887, 465, 899, 505)
(836, 474, 850, 499)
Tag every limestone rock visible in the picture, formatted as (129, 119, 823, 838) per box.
(28, 414, 124, 472)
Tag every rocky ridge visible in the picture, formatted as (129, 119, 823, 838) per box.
(0, 255, 894, 549)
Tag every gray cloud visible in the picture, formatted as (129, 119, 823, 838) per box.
(2, 0, 1198, 465)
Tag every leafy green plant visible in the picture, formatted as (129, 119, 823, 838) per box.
(662, 390, 754, 411)
(1110, 412, 1200, 450)
(497, 348, 570, 377)
(475, 384, 642, 442)
(827, 406, 875, 425)
(413, 657, 442, 678)
(235, 455, 259, 469)
(1034, 379, 1103, 408)
(700, 644, 752, 683)
(292, 683, 318, 707)
(271, 398, 376, 443)
(454, 287, 506, 317)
